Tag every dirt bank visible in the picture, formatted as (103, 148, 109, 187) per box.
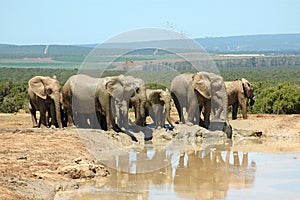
(0, 113, 299, 199)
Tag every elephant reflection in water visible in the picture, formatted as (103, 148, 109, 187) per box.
(102, 147, 174, 200)
(173, 150, 256, 199)
(99, 148, 255, 200)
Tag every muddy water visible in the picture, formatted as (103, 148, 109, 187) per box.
(55, 147, 300, 200)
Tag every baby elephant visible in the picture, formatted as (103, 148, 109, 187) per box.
(145, 88, 173, 128)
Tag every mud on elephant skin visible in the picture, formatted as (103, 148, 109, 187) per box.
(225, 78, 255, 120)
(28, 75, 62, 128)
(115, 76, 147, 129)
(95, 75, 139, 141)
(145, 88, 173, 128)
(171, 72, 228, 129)
(62, 74, 101, 128)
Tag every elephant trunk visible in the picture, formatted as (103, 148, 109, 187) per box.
(250, 96, 256, 106)
(139, 98, 146, 126)
(54, 92, 63, 128)
(165, 102, 173, 126)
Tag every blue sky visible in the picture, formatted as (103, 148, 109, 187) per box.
(1, 0, 300, 44)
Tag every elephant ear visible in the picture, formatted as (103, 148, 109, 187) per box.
(28, 76, 47, 99)
(105, 77, 119, 96)
(192, 74, 211, 99)
(159, 89, 170, 101)
(241, 78, 252, 97)
(241, 78, 249, 86)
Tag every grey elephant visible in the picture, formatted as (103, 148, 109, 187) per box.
(116, 76, 146, 129)
(28, 76, 62, 128)
(225, 78, 255, 120)
(62, 74, 137, 141)
(171, 72, 227, 129)
(95, 75, 138, 141)
(145, 88, 173, 128)
(62, 74, 100, 128)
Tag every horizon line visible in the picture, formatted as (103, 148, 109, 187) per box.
(1, 32, 299, 46)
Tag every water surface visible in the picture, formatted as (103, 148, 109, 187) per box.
(55, 148, 300, 200)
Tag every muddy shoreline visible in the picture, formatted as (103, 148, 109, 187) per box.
(0, 113, 299, 199)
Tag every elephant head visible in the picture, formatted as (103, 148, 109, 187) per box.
(158, 88, 173, 126)
(146, 88, 173, 128)
(191, 72, 229, 128)
(241, 78, 255, 106)
(191, 73, 211, 100)
(104, 75, 137, 129)
(28, 76, 62, 128)
(122, 76, 147, 127)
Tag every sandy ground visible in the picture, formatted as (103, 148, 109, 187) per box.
(0, 113, 299, 199)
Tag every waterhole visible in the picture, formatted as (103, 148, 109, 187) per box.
(55, 146, 300, 200)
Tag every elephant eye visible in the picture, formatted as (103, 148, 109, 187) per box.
(46, 88, 52, 95)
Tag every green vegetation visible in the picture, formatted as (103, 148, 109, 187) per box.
(220, 66, 300, 115)
(0, 81, 29, 113)
(0, 64, 299, 114)
(250, 82, 300, 114)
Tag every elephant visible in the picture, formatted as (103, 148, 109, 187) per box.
(62, 74, 101, 128)
(225, 78, 255, 120)
(28, 75, 62, 128)
(62, 74, 138, 141)
(46, 93, 67, 127)
(118, 76, 147, 128)
(95, 75, 139, 141)
(171, 72, 228, 129)
(145, 88, 173, 128)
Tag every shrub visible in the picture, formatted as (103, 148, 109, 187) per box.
(250, 82, 300, 114)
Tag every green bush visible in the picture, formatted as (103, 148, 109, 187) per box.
(250, 82, 300, 114)
(0, 81, 28, 113)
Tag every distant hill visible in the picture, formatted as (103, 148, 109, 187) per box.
(0, 33, 300, 58)
(0, 44, 92, 58)
(80, 33, 300, 53)
(195, 34, 300, 52)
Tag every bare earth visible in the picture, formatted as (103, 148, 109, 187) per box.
(0, 113, 299, 199)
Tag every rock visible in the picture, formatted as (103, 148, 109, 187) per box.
(209, 121, 232, 139)
(72, 157, 83, 164)
(203, 130, 227, 138)
(234, 129, 263, 137)
(58, 163, 109, 179)
(161, 132, 173, 140)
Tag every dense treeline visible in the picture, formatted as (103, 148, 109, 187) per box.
(150, 55, 300, 71)
(0, 67, 299, 114)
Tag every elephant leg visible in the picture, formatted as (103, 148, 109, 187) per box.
(89, 113, 100, 129)
(49, 101, 58, 128)
(171, 92, 184, 123)
(240, 101, 248, 119)
(96, 111, 107, 130)
(39, 108, 47, 128)
(160, 109, 166, 128)
(187, 101, 199, 125)
(74, 113, 87, 128)
(105, 107, 113, 131)
(157, 106, 164, 128)
(232, 103, 239, 120)
(29, 102, 38, 128)
(202, 101, 211, 129)
(199, 105, 205, 127)
(67, 111, 74, 127)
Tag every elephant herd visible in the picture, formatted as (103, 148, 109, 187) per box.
(28, 72, 255, 140)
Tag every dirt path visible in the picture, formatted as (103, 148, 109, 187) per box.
(0, 113, 299, 199)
